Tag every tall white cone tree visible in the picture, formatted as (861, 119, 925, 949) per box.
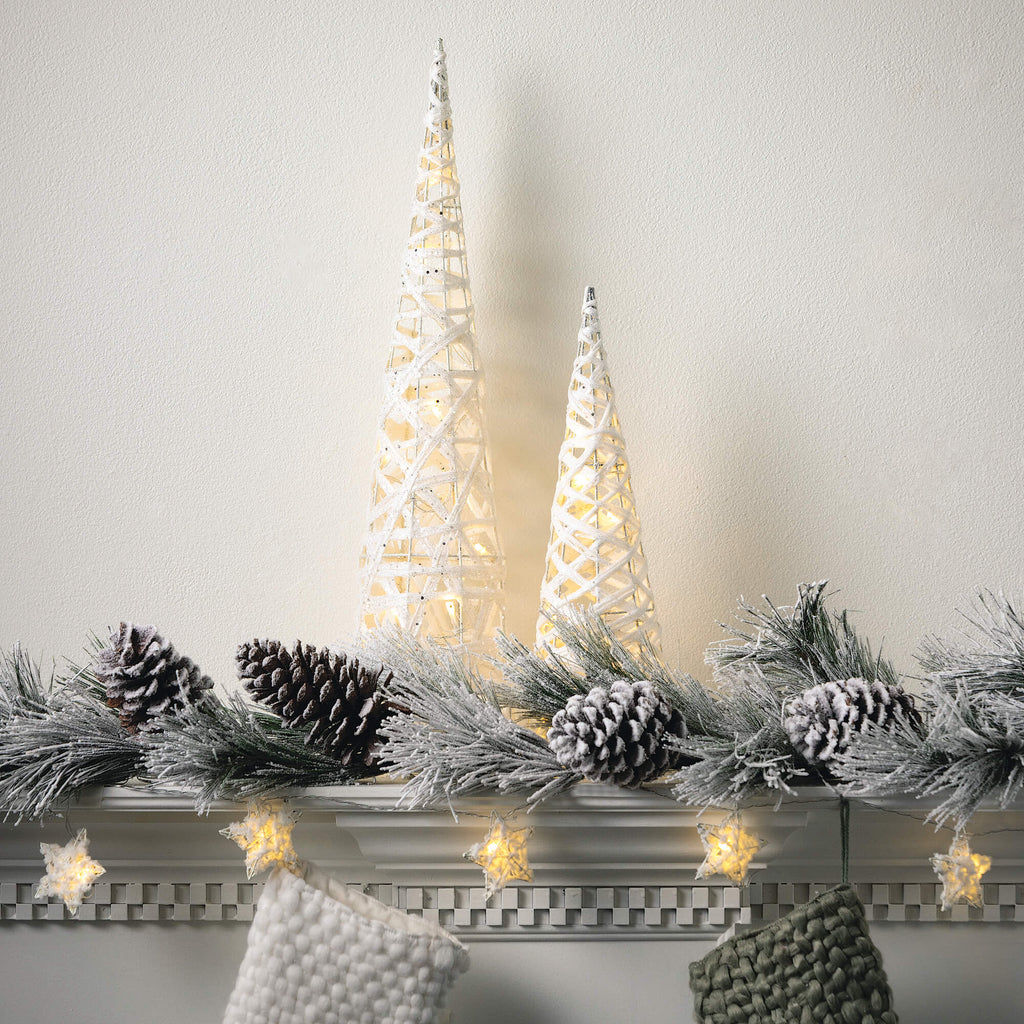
(358, 41, 505, 655)
(536, 288, 661, 655)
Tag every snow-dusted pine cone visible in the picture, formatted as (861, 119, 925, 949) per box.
(237, 640, 395, 768)
(95, 622, 213, 734)
(547, 679, 686, 788)
(783, 677, 919, 766)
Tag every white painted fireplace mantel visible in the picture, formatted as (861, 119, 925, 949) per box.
(1, 784, 1024, 1022)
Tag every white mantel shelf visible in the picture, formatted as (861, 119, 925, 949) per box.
(2, 785, 1023, 935)
(2, 783, 1023, 881)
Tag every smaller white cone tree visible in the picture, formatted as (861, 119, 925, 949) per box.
(536, 287, 661, 655)
(357, 41, 505, 656)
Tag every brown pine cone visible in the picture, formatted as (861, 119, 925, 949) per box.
(237, 639, 395, 768)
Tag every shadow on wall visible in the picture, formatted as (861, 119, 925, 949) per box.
(477, 69, 578, 643)
(639, 343, 835, 675)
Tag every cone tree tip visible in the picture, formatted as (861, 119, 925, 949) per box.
(429, 39, 450, 111)
(581, 287, 600, 331)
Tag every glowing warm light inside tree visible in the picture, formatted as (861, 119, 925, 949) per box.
(357, 40, 504, 656)
(931, 832, 991, 911)
(536, 288, 661, 657)
(695, 812, 765, 886)
(36, 829, 105, 915)
(464, 812, 533, 899)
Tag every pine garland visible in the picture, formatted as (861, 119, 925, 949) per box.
(709, 581, 902, 690)
(497, 610, 719, 736)
(0, 588, 1020, 826)
(143, 694, 363, 814)
(369, 630, 582, 809)
(0, 651, 143, 823)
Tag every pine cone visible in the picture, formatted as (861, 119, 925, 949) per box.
(95, 622, 213, 734)
(547, 679, 686, 788)
(235, 639, 295, 706)
(783, 677, 920, 766)
(237, 640, 394, 768)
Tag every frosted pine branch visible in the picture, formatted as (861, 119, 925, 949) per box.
(920, 591, 1024, 693)
(836, 592, 1024, 829)
(835, 684, 1024, 830)
(669, 669, 808, 806)
(709, 582, 901, 690)
(0, 655, 142, 822)
(497, 610, 720, 735)
(143, 694, 361, 813)
(367, 630, 582, 808)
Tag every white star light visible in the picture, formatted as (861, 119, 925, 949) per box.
(36, 829, 105, 915)
(931, 833, 991, 911)
(695, 812, 765, 886)
(220, 802, 300, 878)
(464, 812, 533, 899)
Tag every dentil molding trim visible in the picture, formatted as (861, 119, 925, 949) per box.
(2, 784, 1023, 935)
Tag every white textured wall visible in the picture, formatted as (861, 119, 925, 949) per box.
(3, 1, 1023, 691)
(3, 6, 1024, 1021)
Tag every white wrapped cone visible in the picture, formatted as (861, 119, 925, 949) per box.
(357, 40, 505, 656)
(536, 287, 661, 655)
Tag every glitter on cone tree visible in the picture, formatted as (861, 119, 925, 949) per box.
(357, 40, 505, 657)
(536, 288, 661, 655)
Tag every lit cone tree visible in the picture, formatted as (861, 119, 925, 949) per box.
(358, 40, 505, 656)
(536, 288, 661, 655)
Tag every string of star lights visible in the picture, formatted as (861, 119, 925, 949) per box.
(220, 801, 301, 878)
(464, 812, 534, 899)
(29, 799, 1012, 918)
(36, 829, 106, 915)
(931, 831, 992, 911)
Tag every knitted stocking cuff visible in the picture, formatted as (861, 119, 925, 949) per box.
(223, 863, 469, 1024)
(689, 884, 898, 1023)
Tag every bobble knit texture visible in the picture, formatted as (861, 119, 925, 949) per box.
(222, 864, 468, 1024)
(689, 885, 898, 1024)
(547, 679, 684, 788)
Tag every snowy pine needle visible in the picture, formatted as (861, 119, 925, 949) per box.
(143, 694, 361, 813)
(709, 582, 901, 690)
(366, 629, 582, 809)
(920, 590, 1024, 693)
(0, 644, 48, 723)
(669, 668, 809, 807)
(496, 609, 719, 735)
(0, 651, 142, 822)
